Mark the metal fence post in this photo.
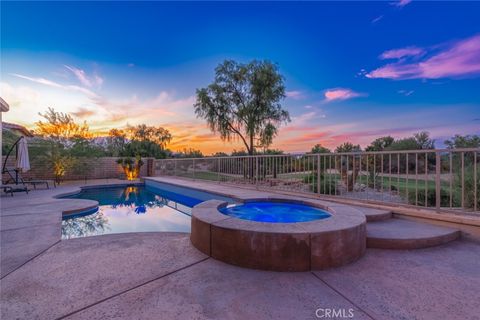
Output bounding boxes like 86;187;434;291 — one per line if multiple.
217;158;220;183
474;151;477;212
256;156;259;188
193;158;195;180
317;154;321;195
435;151;441;211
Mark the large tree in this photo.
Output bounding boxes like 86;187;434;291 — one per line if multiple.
388;131;435;150
194;60;290;155
310;144;331;154
34;108;97;183
35;107;92;144
365;136;394;151
106;129;127;157
444;134;480;149
335;142;361;153
127;124;172;149
106;125;172;159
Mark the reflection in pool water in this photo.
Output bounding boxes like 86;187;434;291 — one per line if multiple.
62;186;194;239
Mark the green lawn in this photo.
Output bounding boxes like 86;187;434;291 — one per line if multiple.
177;170;449;194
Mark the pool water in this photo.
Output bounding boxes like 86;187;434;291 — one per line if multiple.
61;184;234;239
219;201;331;223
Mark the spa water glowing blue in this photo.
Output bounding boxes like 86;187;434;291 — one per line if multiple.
219;201;331;223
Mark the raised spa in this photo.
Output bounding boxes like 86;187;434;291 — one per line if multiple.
219;201;331;223
191;199;367;272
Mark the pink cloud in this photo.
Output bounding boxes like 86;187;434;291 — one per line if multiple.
390;0;412;8
94;74;104;86
285;90;303;99
11;73;97;97
380;46;424;59
71;107;96;118
65;65;104;87
324;88;365;102
276;125;422;150
367;34;480;80
64;65;92;87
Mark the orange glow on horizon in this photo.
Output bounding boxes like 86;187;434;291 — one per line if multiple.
11;117;478;155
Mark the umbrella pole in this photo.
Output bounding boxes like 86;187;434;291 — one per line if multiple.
1;136;22;175
15;140;19;184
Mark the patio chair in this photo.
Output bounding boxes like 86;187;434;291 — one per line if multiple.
2;167;55;190
1;183;28;196
2;136;55;190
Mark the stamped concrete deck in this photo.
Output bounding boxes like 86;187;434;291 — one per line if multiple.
1;178;480;319
367;218;461;249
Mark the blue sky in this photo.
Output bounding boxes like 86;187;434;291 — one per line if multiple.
1;1;479;153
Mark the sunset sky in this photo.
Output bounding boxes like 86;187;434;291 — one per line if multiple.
1;1;479;154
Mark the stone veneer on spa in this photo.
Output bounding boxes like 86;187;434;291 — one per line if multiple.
190;199;367;271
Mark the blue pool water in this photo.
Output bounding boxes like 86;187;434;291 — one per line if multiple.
61;183;234;239
219;201;331;223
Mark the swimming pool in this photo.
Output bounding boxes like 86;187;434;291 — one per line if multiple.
61;183;234;239
219;201;331;223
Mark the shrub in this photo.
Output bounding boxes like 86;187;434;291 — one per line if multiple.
406;163;479;210
304;172;337;195
408;188;451;207
453;164;480;209
117;156;144;180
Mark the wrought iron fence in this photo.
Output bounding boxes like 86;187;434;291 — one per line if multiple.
154;148;480;213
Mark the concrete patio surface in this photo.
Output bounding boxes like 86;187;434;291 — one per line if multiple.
1;233;207;319
314;240;480;320
0;179;138;278
68;239;480;320
1;178;480;319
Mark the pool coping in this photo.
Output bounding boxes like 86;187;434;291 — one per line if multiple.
144;178;244;202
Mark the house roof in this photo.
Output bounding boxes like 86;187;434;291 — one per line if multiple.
0;97;9;112
2;122;34;137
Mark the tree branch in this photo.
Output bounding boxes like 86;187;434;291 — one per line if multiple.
210;103;251;153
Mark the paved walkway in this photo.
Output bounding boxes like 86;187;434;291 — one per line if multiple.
1;179;480;319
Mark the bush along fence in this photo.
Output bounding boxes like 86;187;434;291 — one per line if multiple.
154;148;480;213
2;155;155;183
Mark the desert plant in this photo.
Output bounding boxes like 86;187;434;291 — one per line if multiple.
304;172;337;195
408;188;451;207
117;156;144;180
53;154;76;183
453;164;480;209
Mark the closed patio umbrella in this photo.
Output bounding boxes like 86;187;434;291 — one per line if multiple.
16;137;30;173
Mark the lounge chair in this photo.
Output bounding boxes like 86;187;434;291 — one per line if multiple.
2;168;56;189
1;183;29;196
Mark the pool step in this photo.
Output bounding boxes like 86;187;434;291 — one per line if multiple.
367;218;460;249
354;207;392;222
